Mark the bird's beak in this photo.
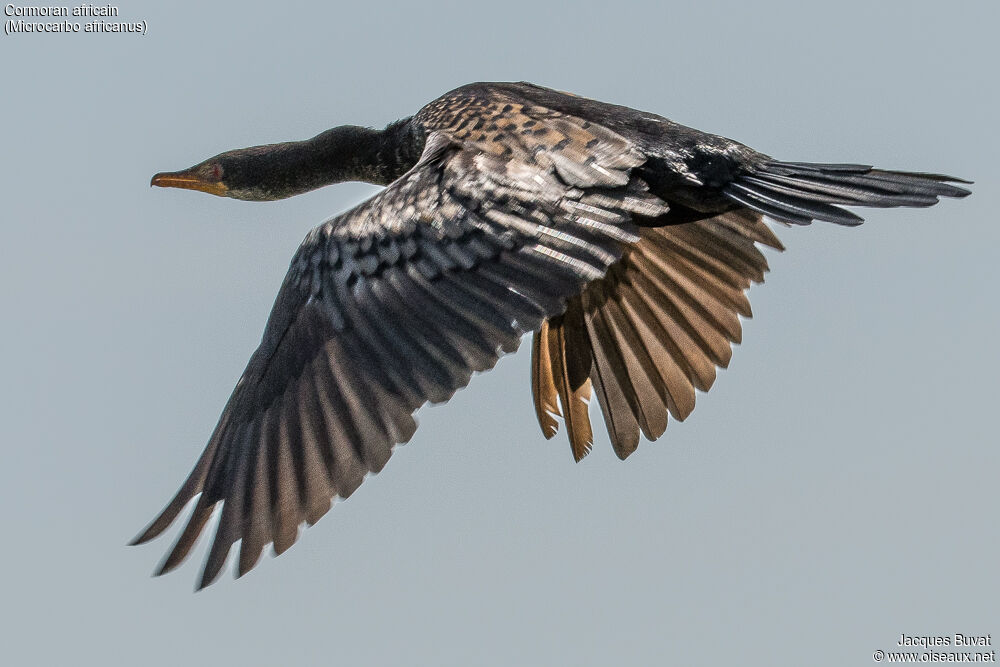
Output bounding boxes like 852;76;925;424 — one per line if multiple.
150;169;228;197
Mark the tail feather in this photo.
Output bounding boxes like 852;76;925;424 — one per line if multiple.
726;161;970;226
726;181;864;225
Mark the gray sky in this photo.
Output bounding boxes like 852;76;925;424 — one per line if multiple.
2;1;997;665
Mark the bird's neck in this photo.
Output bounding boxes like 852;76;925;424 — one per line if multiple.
235;119;425;200
308;118;425;187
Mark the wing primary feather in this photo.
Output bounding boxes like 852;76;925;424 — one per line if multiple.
594;290;668;441
547;304;594;460
583;296;640;458
269;397;301;556
154;422;247;576
531;321;561;440
629;251;736;368
294;378;336;526
154;494;216;576
309;343;369;498
295;368;342;492
237;418;271;578
329;326;418;447
615;284;695;421
326;329;408;473
623;264;718;392
129;414;230;546
597;290;669;440
322;342;392;473
198;424;251;589
279;380;314;522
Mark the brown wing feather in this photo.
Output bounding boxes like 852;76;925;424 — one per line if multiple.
582;292;641;459
544;302;594;461
531;320;560;440
532;209;782;458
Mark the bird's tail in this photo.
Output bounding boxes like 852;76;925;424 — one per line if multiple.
722;160;970;227
531;162;970;459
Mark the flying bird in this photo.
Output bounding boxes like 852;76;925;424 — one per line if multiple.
136;81;969;588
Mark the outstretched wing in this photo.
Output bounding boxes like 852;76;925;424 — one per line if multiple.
532;209;783;460
132;105;668;588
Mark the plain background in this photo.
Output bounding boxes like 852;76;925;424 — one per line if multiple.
1;1;996;665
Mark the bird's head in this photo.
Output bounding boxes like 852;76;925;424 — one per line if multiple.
151;126;398;202
151;154;231;198
150;143;316;202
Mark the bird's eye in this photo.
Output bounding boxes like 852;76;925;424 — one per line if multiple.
212;163;223;181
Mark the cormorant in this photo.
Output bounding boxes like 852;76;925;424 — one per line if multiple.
136;81;969;588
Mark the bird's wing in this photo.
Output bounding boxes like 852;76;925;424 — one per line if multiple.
531;209;783;460
529;164;969;459
132;113;669;588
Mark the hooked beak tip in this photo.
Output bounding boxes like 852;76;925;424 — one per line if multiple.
150;172;179;188
150;170;228;197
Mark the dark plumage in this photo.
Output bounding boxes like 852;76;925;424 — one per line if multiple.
140;81;969;588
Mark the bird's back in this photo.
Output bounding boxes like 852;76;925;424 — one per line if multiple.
416;82;763;213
